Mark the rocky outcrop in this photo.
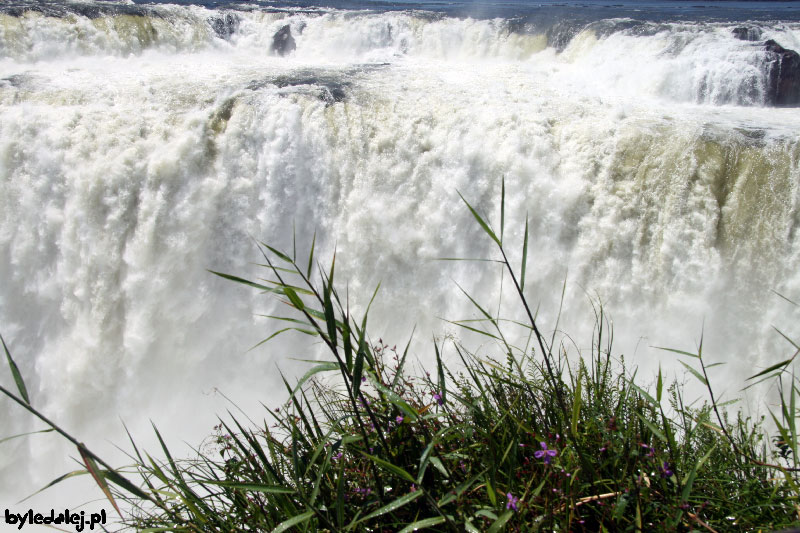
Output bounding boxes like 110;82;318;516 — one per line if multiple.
270;25;296;57
545;20;582;53
732;26;762;42
764;39;800;106
209;13;240;40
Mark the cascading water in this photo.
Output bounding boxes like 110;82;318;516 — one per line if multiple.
1;0;799;517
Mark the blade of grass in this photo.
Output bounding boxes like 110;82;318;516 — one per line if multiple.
398;517;446;533
306;230;316;278
457;191;501;247
290;362;339;398
1;333;30;404
272;510;315;533
0;428;53;445
78;444;123;519
353;489;424;525
487;510;513;533
520;216;529;292
359;452;416;483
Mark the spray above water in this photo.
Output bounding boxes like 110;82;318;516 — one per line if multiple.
0;0;799;511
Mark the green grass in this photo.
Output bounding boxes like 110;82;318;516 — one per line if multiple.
3;184;800;532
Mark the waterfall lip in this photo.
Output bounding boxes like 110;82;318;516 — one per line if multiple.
0;0;163;19
245;64;389;103
0;73;34;88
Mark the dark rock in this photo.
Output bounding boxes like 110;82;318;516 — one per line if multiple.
732;26;762;42
270;25;296;57
546;20;583;52
764;39;800;106
247;69;355;105
209;13;240;40
273;73;348;104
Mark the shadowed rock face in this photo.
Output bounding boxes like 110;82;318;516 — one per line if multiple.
271;25;296;56
732;26;763;42
764;39;800;106
248;70;351;104
208;13;240;40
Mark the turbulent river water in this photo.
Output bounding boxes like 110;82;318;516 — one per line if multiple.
1;0;800;514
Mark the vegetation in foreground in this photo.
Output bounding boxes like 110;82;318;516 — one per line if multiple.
3;186;800;532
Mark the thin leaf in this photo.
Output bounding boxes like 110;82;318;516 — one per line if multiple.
0;428;54;445
247;328;294;351
454;281;495;322
774;326;800;351
1;334;29;404
465;520;481;533
207;481;295;494
628;381;658;407
343;318;354;372
773;289;799;307
272;510;315;533
306;230;317;278
487;510;514;533
355;489;423;524
19;469;87;503
436;257;504;263
260;242;293;263
653;346;700;358
500;177;505;244
430;456;448;478
208;270;276;293
458;191;501;247
521;217;529;292
678;360;708;386
657;366;663;402
392;327;415;390
370;376;418;421
324;282;337;349
443;320;501;340
78;445;122;519
103;468;152;502
291;362;339;398
635;412;667;443
435;338;446;406
398;516;446;533
359;452;416;483
572;368;582;436
485;476;497;507
352;345;366;399
283;286;305;311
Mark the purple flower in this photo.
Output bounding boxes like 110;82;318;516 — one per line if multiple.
433;392;443;406
506;492;519;511
395;415;404;424
660;461;674;478
534;442;557;464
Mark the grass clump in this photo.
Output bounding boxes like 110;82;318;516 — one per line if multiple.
3;185;800;531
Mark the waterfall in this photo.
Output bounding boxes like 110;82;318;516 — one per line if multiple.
1;0;799;510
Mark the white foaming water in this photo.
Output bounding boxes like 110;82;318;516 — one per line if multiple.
1;1;800;517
